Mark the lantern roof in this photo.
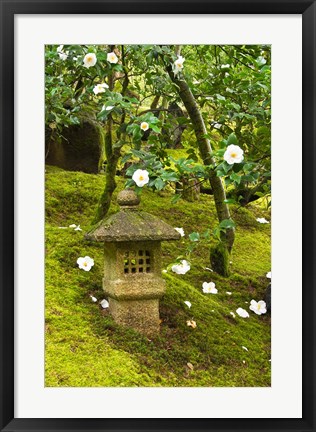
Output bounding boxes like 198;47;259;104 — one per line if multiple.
86;189;181;243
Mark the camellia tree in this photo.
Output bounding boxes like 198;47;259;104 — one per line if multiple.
45;43;270;276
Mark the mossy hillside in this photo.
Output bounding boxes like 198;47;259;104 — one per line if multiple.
45;166;271;387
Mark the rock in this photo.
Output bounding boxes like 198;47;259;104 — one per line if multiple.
45;119;105;173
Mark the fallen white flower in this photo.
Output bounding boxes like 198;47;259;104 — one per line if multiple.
174;227;185;237
186;319;197;328
249;299;267;315
77;256;94;272
266;271;272;279
224;144;244;165
202;281;217;294
100;299;109;309
132;169;149;187
256;217;270;224
83;53;97;68
184;301;192;309
236;307;250;318
171;260;190;275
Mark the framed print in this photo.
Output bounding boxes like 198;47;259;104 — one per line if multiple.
0;0;315;431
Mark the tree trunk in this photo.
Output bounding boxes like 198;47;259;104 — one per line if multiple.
166;59;234;275
94;57;120;222
94;116;120;222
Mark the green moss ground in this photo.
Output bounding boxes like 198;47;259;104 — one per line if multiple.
45;165;271;387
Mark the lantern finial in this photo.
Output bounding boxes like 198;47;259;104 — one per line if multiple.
117;189;140;209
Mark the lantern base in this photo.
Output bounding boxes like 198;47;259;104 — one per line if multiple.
109;298;161;336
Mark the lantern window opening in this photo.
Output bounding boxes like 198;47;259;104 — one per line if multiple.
123;249;151;274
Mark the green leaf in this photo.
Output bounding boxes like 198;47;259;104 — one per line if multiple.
219;219;235;230
256;56;267;67
161;171;179;182
216;94;226;101
154;178;165;191
189;232;200;242
230;172;241;184
171;194;181;204
224;198;237;205
227;133;238;145
150;124;161;133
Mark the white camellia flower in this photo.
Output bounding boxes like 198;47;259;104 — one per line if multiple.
132;169;149;187
256;217;270;224
236;307;250;318
171;260;190;275
224;144;244;165
184;301;192;309
57;45;68;60
174;227;185;237
107;51;118;64
249;299;267;315
266;271;272;279
202;281;218;294
186;319;197;328
59;52;68;61
173;55;185;75
83;53;97;68
93;83;109;95
140;122;149;131
100;299;109;309
77;256;94;272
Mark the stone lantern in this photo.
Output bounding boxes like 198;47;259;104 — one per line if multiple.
86;189;181;335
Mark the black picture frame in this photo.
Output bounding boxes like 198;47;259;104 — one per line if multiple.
0;1;315;431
